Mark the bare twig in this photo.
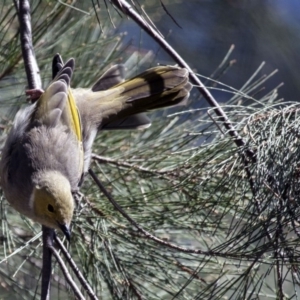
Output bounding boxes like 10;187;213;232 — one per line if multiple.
109;2;258;232
110;0;251;156
14;0;41;93
88;168;259;260
49;245;85;300
92;153;175;176
41;227;53;300
54;236;99;300
159;0;182;28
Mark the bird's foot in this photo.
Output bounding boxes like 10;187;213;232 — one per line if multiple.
26;88;44;102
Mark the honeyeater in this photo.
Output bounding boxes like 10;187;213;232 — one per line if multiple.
0;55;192;239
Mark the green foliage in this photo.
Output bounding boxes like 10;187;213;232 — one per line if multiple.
0;1;298;299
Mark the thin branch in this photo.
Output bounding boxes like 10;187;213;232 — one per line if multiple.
88;168;258;260
49;245;85;300
41;227;53;300
110;0;252;157
173;259;207;284
14;0;41;92
54;236;99;300
102;240;143;300
92;153;175;176
109;3;259;237
159;0;182;28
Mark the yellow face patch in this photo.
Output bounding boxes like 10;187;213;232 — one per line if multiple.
32;173;74;230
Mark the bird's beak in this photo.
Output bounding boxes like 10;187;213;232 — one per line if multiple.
58;223;71;242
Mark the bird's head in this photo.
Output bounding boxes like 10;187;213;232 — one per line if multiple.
31;171;74;240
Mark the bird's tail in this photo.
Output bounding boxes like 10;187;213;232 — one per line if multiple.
83;65;192;128
52;55;193;130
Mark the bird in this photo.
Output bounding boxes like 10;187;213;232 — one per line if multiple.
0;54;192;239
0;58;83;240
53;54;193;173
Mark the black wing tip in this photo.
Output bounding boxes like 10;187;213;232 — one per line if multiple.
91;64;126;92
52;54;64;79
63;58;75;71
53;58;75;86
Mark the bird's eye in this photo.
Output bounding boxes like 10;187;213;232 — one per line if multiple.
47;204;55;213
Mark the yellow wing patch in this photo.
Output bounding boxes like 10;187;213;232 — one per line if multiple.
67;87;82;142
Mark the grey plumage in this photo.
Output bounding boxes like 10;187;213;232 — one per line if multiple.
0;59;83;227
72;63;192;173
0;55;192;233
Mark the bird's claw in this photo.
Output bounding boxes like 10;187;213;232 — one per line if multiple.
26;88;44;102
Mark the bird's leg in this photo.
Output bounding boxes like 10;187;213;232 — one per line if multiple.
26;88;44;102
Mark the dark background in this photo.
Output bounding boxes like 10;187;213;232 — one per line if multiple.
118;0;300;105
